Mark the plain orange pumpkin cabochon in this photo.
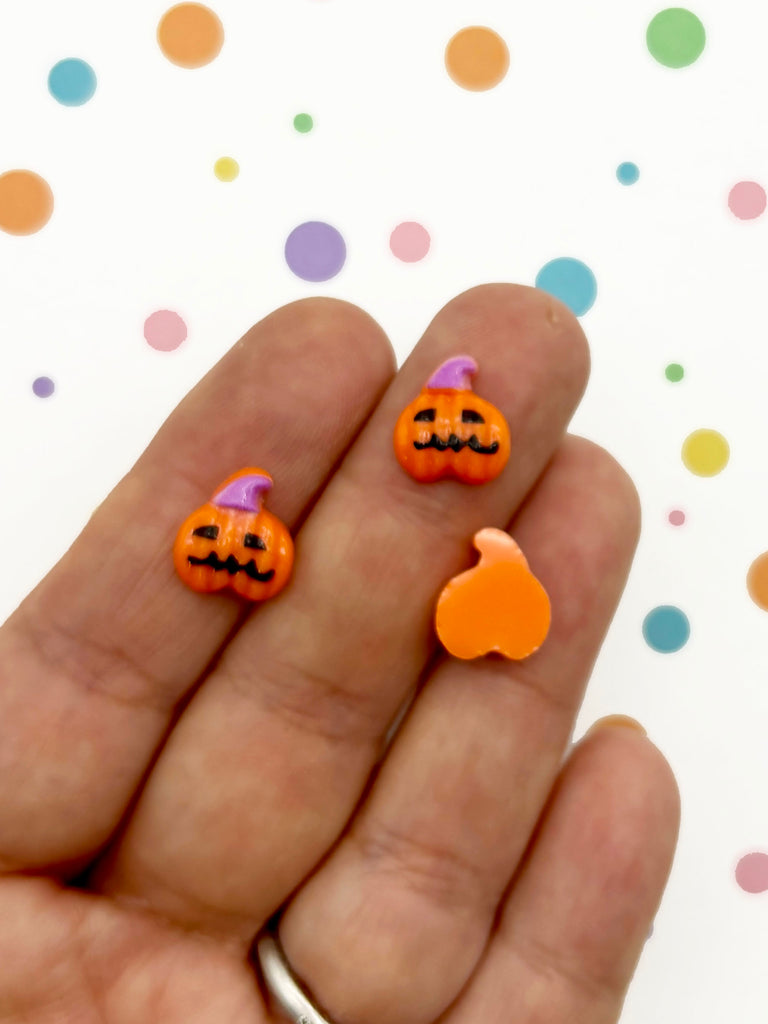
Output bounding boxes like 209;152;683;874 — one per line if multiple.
435;528;551;660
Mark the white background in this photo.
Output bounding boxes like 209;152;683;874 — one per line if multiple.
0;1;767;1019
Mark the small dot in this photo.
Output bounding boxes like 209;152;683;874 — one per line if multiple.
32;376;55;398
682;428;729;477
390;222;431;263
144;310;188;351
157;3;224;68
285;221;346;282
747;552;768;611
214;157;239;181
535;257;597;316
0;170;54;235
735;852;768;893
646;8;706;68
445;26;510;91
665;362;684;382
728;181;766;220
617;162;640;185
668;509;686;526
293;113;314;133
48;58;97;106
643;605;690;653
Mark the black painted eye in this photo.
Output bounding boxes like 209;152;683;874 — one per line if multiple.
244;533;267;550
193;525;219;539
461;409;485;424
414;408;436;422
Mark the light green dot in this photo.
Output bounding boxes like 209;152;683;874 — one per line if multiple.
647;9;705;68
293;113;313;133
665;363;684;382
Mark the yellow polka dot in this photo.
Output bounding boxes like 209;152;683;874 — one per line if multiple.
747;552;768;611
0;170;54;235
214;157;239;181
445;26;509;91
681;428;730;477
157;3;224;68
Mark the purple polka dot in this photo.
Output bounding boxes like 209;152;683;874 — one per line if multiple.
32;376;55;398
285;221;346;282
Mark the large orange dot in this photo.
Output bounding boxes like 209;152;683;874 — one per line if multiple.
747;552;768;611
445;26;510;91
157;3;224;68
0;170;54;235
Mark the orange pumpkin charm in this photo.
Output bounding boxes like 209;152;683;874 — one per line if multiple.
435;528;551;660
173;468;293;601
393;355;511;484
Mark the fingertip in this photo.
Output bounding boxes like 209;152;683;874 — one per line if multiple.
260;296;398;388
438;282;591;399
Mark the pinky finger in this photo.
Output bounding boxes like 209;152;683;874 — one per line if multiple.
444;722;680;1024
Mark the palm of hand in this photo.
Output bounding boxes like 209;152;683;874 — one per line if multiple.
0;286;679;1024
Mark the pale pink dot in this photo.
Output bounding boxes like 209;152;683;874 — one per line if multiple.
735;852;768;893
668;509;686;526
144;310;188;352
390;221;431;263
728;181;767;220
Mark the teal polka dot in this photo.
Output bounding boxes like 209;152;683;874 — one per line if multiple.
617;161;640;185
642;605;690;653
48;59;97;106
535;257;597;316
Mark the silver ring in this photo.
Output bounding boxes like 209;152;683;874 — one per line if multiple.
255;922;336;1024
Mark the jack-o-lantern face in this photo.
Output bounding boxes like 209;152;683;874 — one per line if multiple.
173;468;293;601
393;355;511;483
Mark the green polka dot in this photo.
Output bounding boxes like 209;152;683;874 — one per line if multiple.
647;9;705;68
665;363;684;382
293;113;313;133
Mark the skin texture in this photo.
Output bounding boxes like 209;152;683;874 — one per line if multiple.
0;285;680;1024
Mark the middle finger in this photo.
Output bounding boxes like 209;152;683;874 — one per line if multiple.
99;283;590;939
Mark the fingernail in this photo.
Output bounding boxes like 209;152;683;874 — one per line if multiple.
587;714;647;737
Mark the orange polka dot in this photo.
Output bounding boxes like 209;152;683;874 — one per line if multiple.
747;552;768;611
445;26;509;91
157;3;224;68
0;170;54;235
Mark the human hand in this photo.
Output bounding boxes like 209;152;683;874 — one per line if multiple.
0;285;679;1024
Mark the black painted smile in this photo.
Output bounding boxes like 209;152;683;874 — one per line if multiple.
413;433;499;455
188;551;275;582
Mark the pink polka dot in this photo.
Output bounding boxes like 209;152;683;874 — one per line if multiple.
735;852;768;893
390;221;431;263
668;509;686;526
144;310;188;352
728;181;767;220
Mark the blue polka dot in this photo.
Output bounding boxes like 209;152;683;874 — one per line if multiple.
535;257;597;316
617;162;640;185
642;606;690;653
48;59;97;106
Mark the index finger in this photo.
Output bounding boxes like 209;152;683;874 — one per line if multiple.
0;297;395;873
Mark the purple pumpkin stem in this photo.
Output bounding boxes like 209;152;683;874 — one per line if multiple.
212;472;273;512
426;355;478;390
